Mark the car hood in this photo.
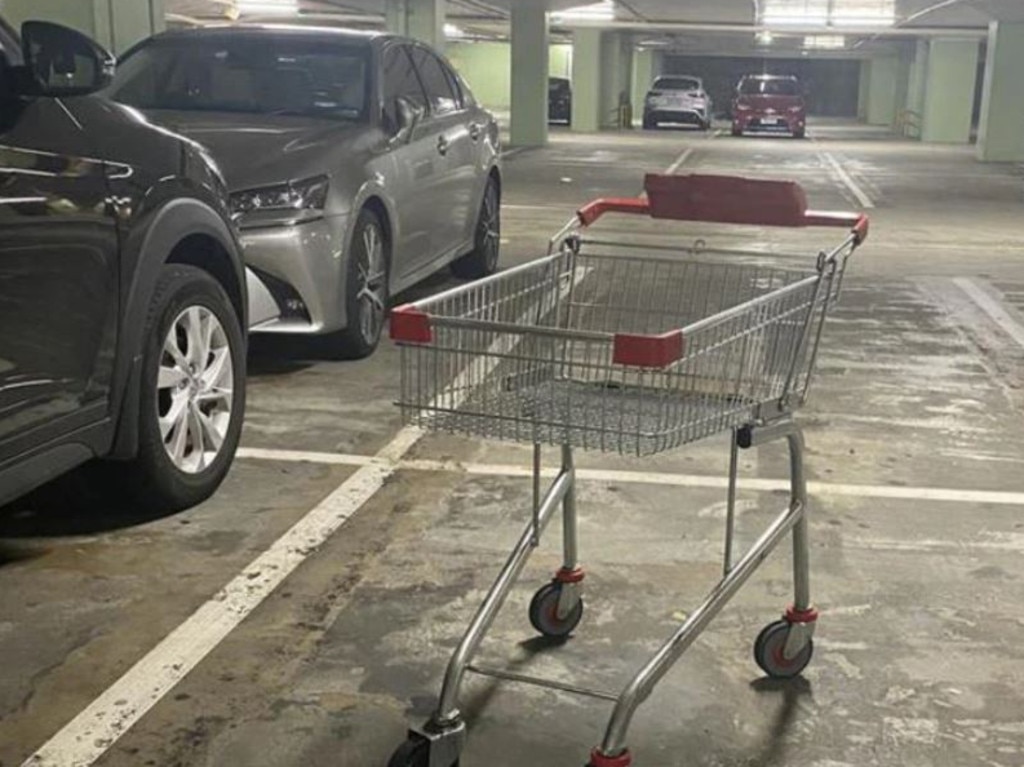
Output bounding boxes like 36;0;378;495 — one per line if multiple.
141;110;370;190
736;95;803;112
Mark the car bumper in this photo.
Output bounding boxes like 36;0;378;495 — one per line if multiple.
241;214;351;335
733;114;805;134
645;107;708;125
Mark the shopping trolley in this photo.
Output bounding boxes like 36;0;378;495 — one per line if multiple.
387;173;869;767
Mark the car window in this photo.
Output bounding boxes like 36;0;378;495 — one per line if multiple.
739;78;800;96
409;46;459;115
381;44;427;131
108;36;370;120
653;77;700;92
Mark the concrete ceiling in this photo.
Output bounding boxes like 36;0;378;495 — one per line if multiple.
165;0;1019;57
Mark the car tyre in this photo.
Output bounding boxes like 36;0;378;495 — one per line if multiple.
643;114;657;130
451;177;501;280
122;264;245;513
333;207;390;359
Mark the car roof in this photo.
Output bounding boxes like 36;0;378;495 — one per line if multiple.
152;24;389;45
741;74;799;80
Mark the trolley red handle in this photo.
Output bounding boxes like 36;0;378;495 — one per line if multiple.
576;174;870;244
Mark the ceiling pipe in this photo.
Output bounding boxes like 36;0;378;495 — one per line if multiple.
548;19;988;37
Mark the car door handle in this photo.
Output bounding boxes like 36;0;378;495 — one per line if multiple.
437;135;449;156
469;122;481;141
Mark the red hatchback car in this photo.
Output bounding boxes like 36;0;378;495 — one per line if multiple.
732;75;806;138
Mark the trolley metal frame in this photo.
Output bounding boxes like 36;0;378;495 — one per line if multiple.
387;174;869;767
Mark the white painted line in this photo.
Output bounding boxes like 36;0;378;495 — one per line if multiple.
821;152;875;209
24;254;588;767
665;147;695;175
22;444;405;767
235;448;1024;507
953;277;1024;350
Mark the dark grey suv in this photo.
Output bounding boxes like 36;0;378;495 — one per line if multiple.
0;18;247;511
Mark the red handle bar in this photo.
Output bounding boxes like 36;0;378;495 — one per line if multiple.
576;173;869;245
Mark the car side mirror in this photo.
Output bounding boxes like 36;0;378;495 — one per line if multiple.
392;96;424;144
19;20;114;97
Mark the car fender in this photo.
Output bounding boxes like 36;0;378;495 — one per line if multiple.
109;197;245;458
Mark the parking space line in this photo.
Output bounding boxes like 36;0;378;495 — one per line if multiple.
665;147;695;175
953;277;1024;350
23;438;410;767
235;448;1024;507
821;152;875;209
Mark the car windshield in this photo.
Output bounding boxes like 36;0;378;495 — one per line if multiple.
108;36;369;120
653;77;700;92
739;78;800;96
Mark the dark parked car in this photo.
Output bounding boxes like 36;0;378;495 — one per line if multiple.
732;74;806;138
548;76;572;124
107;26;502;359
0;17;247;511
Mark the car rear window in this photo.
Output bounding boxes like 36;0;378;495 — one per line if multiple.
739;78;800;96
108;35;370;120
653;77;701;92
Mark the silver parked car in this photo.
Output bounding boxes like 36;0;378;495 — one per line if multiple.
108;26;502;358
643;75;713;131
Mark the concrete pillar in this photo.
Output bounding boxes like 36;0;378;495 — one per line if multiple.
905;39;928;117
977;22;1024;162
386;0;444;51
2;0;163;54
509;0;549;147
920;39;980;144
866;56;900;126
857;59;871;121
571;28;602;132
633;47;655;123
599;32;622;128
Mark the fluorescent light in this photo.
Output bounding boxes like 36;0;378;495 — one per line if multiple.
551;1;616;23
444;23;465;38
804;34;846;49
756;30;774;45
236;0;297;15
760;0;895;28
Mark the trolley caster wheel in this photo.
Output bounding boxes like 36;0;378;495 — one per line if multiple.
529;582;584;638
753;620;814;679
387;737;459;767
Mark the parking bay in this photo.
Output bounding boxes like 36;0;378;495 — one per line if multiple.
2;123;1024;767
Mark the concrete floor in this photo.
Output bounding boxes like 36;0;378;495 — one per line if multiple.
2;120;1024;767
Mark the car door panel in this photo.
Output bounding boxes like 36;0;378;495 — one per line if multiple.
0;97;119;453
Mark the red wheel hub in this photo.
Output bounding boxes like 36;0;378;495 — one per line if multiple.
589;747;632;767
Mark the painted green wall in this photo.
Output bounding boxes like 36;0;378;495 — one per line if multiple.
866;56;900;126
447;41;574;112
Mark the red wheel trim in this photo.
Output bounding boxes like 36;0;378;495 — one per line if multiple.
555;567;585;584
590;747;632;767
784;605;818;624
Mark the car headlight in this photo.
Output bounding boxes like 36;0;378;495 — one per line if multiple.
788;105;804;113
231;175;329;217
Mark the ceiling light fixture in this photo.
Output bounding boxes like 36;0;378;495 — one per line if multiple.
235;0;298;16
551;0;616;24
804;34;846;48
444;23;465;38
755;30;774;45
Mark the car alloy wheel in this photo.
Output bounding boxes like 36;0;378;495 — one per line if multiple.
158;305;235;474
478;181;500;273
356;216;387;347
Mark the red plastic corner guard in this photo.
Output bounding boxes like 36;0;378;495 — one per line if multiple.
613;330;684;369
577;197;651;227
389;305;432;344
589;748;633;767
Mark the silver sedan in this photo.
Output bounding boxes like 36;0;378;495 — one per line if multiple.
109;25;502;357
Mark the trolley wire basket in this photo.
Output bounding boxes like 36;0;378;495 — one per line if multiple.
393;174;867;455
